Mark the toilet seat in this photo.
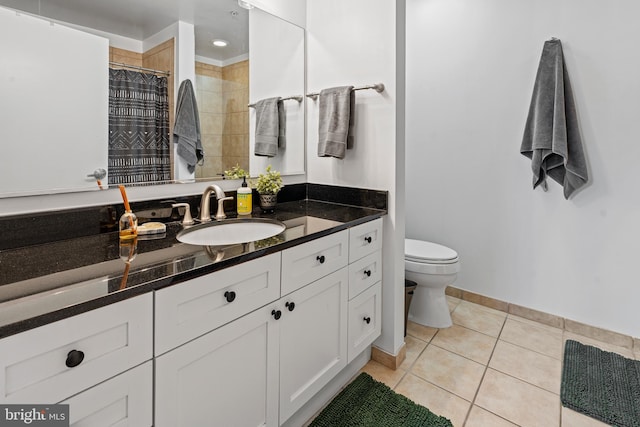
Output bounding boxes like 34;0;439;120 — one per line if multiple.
405;239;458;264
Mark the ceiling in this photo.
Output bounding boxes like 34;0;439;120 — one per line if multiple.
0;0;249;61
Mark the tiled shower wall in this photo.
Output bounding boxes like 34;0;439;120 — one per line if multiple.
195;60;249;178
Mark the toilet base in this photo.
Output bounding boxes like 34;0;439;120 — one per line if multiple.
407;285;452;328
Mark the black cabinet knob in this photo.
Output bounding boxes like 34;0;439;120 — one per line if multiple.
363;317;371;324
316;255;325;264
271;309;282;320
364;236;372;244
65;349;85;368
364;269;372;277
224;291;236;303
286;301;295;312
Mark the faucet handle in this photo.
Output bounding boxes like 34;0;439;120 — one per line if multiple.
172;203;194;226
215;197;234;220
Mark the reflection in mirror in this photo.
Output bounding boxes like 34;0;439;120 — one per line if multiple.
0;0;305;198
249;7;305;177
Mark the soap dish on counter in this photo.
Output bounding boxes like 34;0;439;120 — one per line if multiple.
138;222;167;235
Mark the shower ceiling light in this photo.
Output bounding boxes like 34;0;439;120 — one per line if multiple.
238;0;254;10
212;39;228;47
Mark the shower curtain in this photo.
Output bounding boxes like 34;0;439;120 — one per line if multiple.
108;68;171;185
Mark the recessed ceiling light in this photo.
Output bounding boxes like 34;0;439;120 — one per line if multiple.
238;0;254;9
212;39;228;47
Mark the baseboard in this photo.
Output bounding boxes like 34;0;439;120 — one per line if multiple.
370;342;406;370
446;286;638;353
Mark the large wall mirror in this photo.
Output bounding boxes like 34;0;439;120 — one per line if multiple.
0;0;305;198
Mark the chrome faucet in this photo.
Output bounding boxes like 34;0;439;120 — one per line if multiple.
199;184;233;222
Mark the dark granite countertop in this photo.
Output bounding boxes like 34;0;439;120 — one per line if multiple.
0;198;385;338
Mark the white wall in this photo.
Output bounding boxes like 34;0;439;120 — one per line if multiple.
246;0;306;28
406;0;640;338
306;0;405;355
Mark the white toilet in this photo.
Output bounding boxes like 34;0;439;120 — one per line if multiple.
405;238;461;328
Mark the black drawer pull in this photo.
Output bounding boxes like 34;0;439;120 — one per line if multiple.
271;309;282;320
364;236;372;244
65;349;85;368
224;291;236;303
286;301;296;312
316;255;325;264
364;269;372;277
363;317;371;324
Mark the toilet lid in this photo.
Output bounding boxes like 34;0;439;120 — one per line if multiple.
405;239;458;263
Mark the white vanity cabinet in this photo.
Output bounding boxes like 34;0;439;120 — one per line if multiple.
155;305;280;427
154;252;281;355
346;218;383;363
0;294;153;424
278;267;349;423
61;361;153;427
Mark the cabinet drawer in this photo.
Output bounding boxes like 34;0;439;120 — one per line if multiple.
281;230;348;295
349;218;383;262
154;252;281;355
348;251;382;299
0;294;152;404
347;281;382;363
62;361;152;427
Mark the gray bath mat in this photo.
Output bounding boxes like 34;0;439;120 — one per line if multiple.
561;339;640;427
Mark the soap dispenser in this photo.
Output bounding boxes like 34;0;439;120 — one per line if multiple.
236;176;252;216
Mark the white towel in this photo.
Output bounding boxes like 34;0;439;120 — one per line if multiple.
317;86;354;159
520;39;588;199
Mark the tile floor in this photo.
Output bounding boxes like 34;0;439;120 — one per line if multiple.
361;296;637;427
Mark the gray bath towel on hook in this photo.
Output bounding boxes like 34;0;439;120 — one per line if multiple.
520;38;588;199
318;86;355;159
174;79;203;173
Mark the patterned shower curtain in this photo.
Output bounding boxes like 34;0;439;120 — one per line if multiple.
108;69;171;185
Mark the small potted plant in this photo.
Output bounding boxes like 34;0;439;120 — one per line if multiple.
254;165;283;212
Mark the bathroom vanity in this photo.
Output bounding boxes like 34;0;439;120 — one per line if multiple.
0;191;385;426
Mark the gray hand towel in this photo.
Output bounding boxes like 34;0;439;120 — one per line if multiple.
318;86;354;159
174;79;203;173
520;38;588;199
278;99;286;149
255;97;281;157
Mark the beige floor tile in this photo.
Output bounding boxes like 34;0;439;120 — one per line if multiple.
500;318;563;359
465;405;517;427
564;332;635;359
506;313;564;333
451;301;506;337
561;407;611;427
360;360;406;389
394;374;470;427
411;345;485;401
489;340;561;394
475;369;560;427
431;324;497;364
407;320;438;343
398;335;428;371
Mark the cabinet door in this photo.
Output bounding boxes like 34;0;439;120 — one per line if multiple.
348;250;382;299
347;281;382;363
349;218;383;262
155;253;281;355
279;267;348;424
281;230;348;295
155;305;279;427
0;294;152;404
61;362;152;427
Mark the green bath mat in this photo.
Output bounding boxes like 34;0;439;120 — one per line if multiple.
308;373;453;427
561;339;640;427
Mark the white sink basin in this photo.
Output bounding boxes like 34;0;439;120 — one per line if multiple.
176;218;286;246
